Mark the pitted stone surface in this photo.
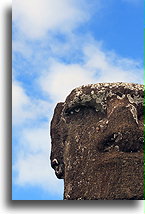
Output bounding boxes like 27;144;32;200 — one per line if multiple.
50;82;144;200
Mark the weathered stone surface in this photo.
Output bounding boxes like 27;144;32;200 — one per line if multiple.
50;82;144;200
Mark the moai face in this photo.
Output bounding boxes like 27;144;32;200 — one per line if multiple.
50;83;144;200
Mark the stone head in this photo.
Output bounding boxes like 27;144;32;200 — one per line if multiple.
50;82;144;200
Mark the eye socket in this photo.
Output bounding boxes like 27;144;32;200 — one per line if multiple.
64;106;81;116
64;105;97;116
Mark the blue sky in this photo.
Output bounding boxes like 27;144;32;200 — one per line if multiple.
12;0;143;200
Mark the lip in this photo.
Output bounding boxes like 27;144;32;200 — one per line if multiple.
64;152;144;200
85;152;144;200
101;153;143;198
95;150;143;164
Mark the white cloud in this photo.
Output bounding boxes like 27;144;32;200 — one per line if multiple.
39;59;95;102
83;44;143;83
13;124;64;195
12;90;63;194
13;151;64;195
12;40;33;58
20;126;51;153
12;81;32;125
12;0;96;39
12;80;63;195
12;80;52;125
39;43;143;102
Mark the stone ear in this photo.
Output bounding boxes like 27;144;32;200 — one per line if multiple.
50;102;65;179
51;158;64;179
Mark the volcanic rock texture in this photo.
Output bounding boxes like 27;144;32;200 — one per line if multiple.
50;82;144;200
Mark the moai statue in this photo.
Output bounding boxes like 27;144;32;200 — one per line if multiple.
50;83;144;200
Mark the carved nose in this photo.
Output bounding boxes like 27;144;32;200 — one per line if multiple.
108;104;139;127
99;104;143;153
101;128;143;153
